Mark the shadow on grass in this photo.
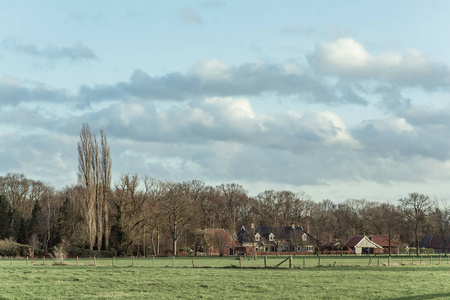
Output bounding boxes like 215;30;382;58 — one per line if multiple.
389;293;450;300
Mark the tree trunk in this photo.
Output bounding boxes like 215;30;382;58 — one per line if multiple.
173;237;177;256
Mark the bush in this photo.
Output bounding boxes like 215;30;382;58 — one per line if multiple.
53;247;67;265
0;239;22;257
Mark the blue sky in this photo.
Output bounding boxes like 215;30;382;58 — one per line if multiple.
2;0;450;202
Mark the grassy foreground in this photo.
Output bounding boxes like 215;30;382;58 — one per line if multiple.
1;256;450;299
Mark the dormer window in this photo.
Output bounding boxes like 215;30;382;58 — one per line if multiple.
302;233;307;242
269;233;275;242
255;233;260;242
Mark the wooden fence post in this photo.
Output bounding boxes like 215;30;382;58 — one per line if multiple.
94;256;96;266
289;256;293;269
318;256;320;267
153;256;155;267
388;256;391;266
10;257;13;265
191;257;195;268
264;256;267;268
172;256;175;267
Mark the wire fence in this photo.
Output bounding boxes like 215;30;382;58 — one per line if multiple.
1;254;449;269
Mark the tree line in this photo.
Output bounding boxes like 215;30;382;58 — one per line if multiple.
0;124;449;257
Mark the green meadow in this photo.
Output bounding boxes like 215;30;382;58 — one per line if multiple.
1;256;449;299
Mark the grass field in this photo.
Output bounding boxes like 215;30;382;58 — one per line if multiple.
1;255;449;299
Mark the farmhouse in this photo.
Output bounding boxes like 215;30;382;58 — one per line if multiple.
234;224;317;255
344;236;383;255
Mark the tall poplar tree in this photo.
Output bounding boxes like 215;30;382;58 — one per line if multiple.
78;123;111;250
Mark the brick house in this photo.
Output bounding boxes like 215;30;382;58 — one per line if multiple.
234;224;317;255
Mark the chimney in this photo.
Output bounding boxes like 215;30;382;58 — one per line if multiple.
291;223;295;229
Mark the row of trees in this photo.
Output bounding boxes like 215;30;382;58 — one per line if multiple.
0;171;448;256
0;124;448;256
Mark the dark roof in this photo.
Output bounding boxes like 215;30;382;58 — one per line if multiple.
420;236;450;249
344;236;364;248
235;226;255;244
236;225;317;244
369;235;399;247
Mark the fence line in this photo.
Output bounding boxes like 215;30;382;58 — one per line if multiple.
1;255;448;269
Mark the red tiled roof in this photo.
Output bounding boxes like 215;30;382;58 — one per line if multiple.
369;235;399;247
344;236;364;248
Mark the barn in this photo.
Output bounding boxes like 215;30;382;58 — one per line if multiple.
344;236;383;255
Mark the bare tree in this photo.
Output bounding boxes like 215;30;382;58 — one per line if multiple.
432;201;450;256
163;182;193;256
142;177;166;256
310;199;335;255
399;193;433;256
216;183;248;233
78;123;97;250
332;203;353;256
100;130;112;249
112;174;151;255
77;124;112;250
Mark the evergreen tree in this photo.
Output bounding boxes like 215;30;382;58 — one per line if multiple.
17;217;28;244
29;200;42;240
0;195;11;239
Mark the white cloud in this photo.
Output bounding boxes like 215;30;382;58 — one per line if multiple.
301;111;361;149
309;37;450;89
203;97;256;119
120;103;144;125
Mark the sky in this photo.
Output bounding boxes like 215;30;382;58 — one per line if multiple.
2;0;450;203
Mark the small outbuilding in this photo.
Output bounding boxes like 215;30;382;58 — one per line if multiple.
344;236;383;256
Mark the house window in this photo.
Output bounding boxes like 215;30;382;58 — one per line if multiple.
269;233;275;242
302;233;307;242
265;247;269;252
306;246;313;252
285;246;290;251
297;246;301;252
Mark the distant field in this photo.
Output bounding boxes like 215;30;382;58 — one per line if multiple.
1;255;449;299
